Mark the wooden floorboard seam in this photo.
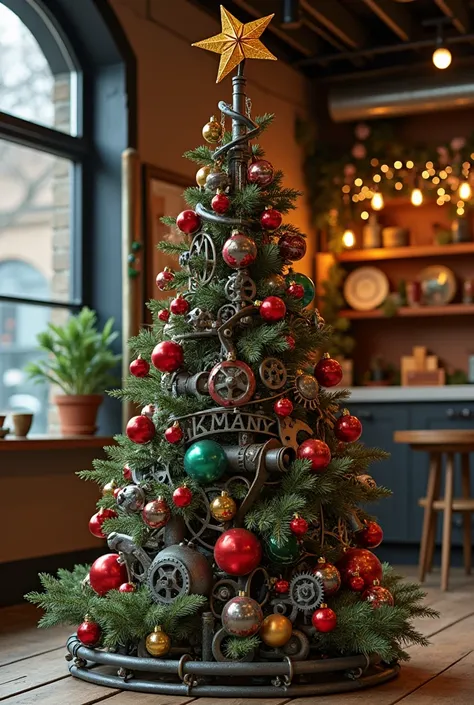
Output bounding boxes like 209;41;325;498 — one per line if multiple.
0;674;70;702
422;610;474;640
0;645;67;669
389;649;474;705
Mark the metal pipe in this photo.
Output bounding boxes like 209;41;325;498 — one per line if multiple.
329;70;474;122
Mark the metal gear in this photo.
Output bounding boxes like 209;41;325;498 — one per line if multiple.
259;357;287;390
210;578;240;618
225;272;257;303
188;231;216;288
289;572;324;614
208;359;256;407
147;555;191;603
217;303;238;324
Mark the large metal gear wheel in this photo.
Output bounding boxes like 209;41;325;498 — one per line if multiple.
147;556;191;604
259;357;287;390
188;231;216;287
225;272;257;302
210;578;239;618
217;303;238;325
289;572;324;614
208;359;256;407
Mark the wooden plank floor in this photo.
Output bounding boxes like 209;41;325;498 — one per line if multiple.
1;567;473;704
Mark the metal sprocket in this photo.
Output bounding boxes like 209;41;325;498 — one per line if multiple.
289;572;324;613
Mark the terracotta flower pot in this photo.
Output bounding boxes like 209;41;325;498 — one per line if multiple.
55;394;103;436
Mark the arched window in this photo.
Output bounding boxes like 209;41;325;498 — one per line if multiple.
0;0;136;433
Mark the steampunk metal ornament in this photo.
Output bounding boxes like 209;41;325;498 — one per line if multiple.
205;168;230;192
208;359;256;406
221;592;263;637
188;231;216;287
293;373;320;410
147;544;213;603
225;271;256;304
259;357;287;390
289;572;324;614
107;532;152;584
116;485;146;513
185;307;215;330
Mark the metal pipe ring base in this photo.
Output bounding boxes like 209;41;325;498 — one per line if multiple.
66;636;399;697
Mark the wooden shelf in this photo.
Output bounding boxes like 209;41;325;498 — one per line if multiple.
0;435;115;451
334;242;474;263
341;304;474;320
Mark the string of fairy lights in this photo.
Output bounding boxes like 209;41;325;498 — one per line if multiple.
340;156;473;247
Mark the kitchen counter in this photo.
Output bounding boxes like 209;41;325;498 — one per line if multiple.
345;385;474;403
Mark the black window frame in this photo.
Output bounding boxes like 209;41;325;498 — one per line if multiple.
0;0;86;315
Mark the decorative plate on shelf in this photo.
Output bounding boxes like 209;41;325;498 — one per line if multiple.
343;266;390;311
418;265;457;305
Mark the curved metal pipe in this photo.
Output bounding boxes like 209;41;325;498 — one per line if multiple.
329;70;474;122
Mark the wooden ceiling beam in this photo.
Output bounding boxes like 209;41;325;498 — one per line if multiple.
434;0;471;34
361;0;416;41
301;0;367;49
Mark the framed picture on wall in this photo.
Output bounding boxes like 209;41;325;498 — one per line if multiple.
142;165;190;322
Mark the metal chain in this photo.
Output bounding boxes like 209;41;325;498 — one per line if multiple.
220;110;226;143
245;96;252;118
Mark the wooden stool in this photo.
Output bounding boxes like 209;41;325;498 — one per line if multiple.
394;430;474;591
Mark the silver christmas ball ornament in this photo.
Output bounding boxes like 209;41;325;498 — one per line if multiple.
222;232;257;269
222;592;263;637
205;170;230;193
116;485;146;513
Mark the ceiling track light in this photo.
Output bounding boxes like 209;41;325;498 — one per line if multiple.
281;0;301;29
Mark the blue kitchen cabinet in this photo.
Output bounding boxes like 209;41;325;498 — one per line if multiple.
350;403;411;542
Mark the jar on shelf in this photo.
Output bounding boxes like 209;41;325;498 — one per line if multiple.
362;214;381;249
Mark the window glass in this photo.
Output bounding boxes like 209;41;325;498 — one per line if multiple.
0;2;74;134
0;299;54;433
0;139;74;303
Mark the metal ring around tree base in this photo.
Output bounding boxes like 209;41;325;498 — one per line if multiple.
66;636;399;697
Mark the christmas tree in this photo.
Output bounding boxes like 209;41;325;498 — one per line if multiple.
26;8;436;697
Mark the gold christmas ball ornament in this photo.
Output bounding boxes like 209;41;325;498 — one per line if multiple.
145;625;171;657
260;614;293;648
210;491;237;522
202;116;223;143
196;165;211;187
102;480;117;497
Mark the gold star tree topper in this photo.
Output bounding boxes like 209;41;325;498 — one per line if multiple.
192;6;277;83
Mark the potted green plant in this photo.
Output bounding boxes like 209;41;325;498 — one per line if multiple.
26;307;121;435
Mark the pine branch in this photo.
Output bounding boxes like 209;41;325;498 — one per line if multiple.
224;635;260;659
183;145;214;165
157;240;188;256
160;215;177;227
250;243;282;279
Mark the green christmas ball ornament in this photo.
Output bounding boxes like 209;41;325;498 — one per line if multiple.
267;534;300;565
287;273;315;307
184;440;228;484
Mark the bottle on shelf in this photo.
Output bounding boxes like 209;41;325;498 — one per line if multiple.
362;214;381;249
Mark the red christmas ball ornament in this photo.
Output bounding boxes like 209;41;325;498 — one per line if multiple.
172;485;193;508
290;514;308;537
260;207;282;230
259;296;286;322
337;548;383;589
286;282;305;300
273;397;293;418
297;439;331;472
164;421;183;444
158;309;170;322
356;521;384;549
247;159;274;186
348;573;365;592
89;553;128;596
222;231;257;269
170;295;190;316
113;487;122;500
313;558;341;597
312;605;337;633
314;355;343;387
155;268;174;290
119;582;136;593
142;497;170;529
77;617;101;647
129;356;150;378
211;191;230;214
123;465;133;481
274;579;290;594
88;508;118;539
214;528;262;576
151;340;184;373
335;410;363;443
363;582;394;609
285;335;295;350
126;415;155;444
278;233;306;262
176;209;201;235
